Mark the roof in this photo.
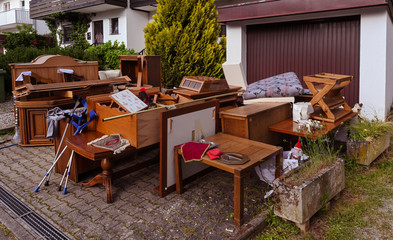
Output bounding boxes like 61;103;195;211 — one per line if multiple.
218;0;393;23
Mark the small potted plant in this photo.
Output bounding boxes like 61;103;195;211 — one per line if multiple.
346;117;393;165
273;130;345;233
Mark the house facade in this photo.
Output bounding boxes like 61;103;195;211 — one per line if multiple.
29;0;158;52
0;0;49;33
218;0;393;120
0;0;49;52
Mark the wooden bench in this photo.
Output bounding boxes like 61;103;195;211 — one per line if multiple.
66;131;156;203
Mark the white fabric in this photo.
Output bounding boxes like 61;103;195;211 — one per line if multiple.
254;155;277;186
57;69;74;74
16;71;31;81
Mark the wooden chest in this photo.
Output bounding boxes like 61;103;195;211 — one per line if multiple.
220;102;291;145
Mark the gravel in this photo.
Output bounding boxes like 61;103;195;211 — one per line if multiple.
0;98;15;130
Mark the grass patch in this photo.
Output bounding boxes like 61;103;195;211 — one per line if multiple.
256;148;393;239
0;223;17;240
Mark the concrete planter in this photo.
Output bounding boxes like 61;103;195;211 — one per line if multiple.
346;134;390;165
273;158;345;232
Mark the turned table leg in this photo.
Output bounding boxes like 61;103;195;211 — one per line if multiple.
234;168;244;226
101;158;113;203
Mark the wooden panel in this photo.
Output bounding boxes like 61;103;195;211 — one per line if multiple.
10;55;99;91
247;16;360;107
27;109;52;145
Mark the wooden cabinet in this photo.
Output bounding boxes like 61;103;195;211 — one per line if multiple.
119;55;161;87
16;96;76;146
220;102;291;145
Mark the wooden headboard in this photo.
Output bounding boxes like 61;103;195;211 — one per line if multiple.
9;55;99;91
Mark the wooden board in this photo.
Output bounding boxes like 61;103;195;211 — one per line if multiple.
14;76;131;97
109;89;147;113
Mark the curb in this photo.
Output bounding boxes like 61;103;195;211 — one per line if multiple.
231;212;268;240
0;126;14;133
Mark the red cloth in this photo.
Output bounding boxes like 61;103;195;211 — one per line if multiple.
180;142;210;162
206;148;223;160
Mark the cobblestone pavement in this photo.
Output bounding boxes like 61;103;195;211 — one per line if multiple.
0;142;269;239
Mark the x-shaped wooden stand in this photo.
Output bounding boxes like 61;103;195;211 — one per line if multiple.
304;73;352;122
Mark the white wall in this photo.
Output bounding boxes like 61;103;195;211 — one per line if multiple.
87;9;127;46
85;8;149;52
125;8;150;52
359;8;390;120
385;11;393;120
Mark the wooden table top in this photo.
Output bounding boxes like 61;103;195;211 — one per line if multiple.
219;102;289;118
198;133;282;174
268;112;357;138
66;131;135;160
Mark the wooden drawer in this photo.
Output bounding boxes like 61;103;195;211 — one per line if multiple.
220;102;291;145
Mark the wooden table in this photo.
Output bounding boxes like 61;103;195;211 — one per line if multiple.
66;131;156;203
174;133;282;226
268;112;356;138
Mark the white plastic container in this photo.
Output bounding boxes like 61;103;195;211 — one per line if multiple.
292;102;314;122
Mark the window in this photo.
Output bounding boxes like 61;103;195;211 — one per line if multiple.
63;25;72;43
4;2;10;11
21;1;25;10
111;18;119;35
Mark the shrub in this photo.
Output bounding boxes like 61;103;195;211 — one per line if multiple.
2;24;49;50
144;0;226;88
85;40;136;70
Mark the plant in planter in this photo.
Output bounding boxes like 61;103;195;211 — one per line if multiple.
347;117;393;165
273;131;345;233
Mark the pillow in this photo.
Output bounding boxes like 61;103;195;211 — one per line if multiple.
243;72;304;100
98;69;122;80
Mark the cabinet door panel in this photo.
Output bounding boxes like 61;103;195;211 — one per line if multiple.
27;109;52;144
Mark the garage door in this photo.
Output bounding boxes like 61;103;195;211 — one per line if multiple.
247;16;360;107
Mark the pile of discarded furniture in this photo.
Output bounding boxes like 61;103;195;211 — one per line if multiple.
11;54;358;228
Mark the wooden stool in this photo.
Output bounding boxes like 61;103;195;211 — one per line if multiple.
304;73;352;122
66;131;137;203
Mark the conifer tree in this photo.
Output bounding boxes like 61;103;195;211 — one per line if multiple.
144;0;226;88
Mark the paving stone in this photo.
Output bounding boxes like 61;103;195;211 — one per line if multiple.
0;145;270;239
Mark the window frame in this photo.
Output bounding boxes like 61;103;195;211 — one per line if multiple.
62;25;73;44
110;18;119;35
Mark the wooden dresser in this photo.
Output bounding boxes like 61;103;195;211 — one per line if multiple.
220;102;291;145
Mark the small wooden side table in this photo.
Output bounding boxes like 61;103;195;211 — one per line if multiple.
268;112;356;139
66;131;156;203
174;133;282;226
